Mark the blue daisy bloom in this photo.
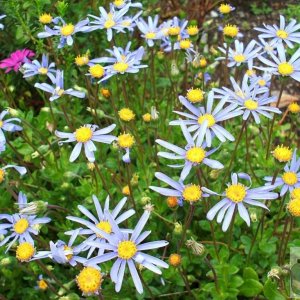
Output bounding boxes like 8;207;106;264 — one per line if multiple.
55;123;116;162
255;15;300;49
23;54;56;82
264;150;300;196
0;164;26;183
86;210;168;294
34;70;85;101
205;173;278;231
156;122;223;181
66;194;135;258
0;192;51;251
113;0;142;9
0;109;22;142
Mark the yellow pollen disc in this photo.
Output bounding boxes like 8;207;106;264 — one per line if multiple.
75;127;93;143
16;242;35;262
118;133;135;148
60;24;75;36
288;102;300;113
118;108;135;122
145;32;156;39
117;240;137;259
244;99;258;110
75;55;89;66
186;147;206;164
14;218;29;234
77;267;102;295
278;62;294;76
258;79;266;86
38;67;48;75
113;62;129;73
89;64;105;78
234;54;245;63
282;172;298;186
179;39;192;49
272;145;292;162
104;19;116;29
169;253;181;266
114;0;124;7
182;184;202;202
223;24;239;38
198;114;216;127
55;87;64;96
38;279;48;290
226;184;246;203
0;169;5;183
39;13;52;24
246;69;255;76
63;245;73;260
199;58;207;67
122;185;130;195
187;25;199;36
276;30;288;39
287;198;300;217
168;26;180;36
142;113;151;122
186;88;204;103
101;88;111;98
167;196;178;208
291;188;300;200
219;4;231;14
0;120;3;128
96;221;112;238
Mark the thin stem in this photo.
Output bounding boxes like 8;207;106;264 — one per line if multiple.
178;267;195;299
204;257;220;294
177;204;195;250
137;268;154;300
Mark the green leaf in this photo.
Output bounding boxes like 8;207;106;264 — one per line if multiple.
263;279;286;300
243;267;259;281
239;279;263;297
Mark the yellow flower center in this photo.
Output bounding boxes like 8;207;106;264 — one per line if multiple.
0;120;3;128
244;99;258;110
14;218;29;234
0;169;5;183
288;102;300;113
199;58;207;67
75;127;93;143
75;55;89;66
169;253;181;266
118;133;135;148
168;26;180;36
104;19;116;29
258;79;266;86
186;88;204;103
272;145;292;162
96;221;112;238
113;62;129;73
16;242;35;262
39;13;52;24
142;113;151;122
77;267;102;295
179;39;192;49
276;30;288;39
122;185;131;195
291;188;300;200
60;24;75;36
55;87;64;96
223;24;239;38
118;108;135;122
187;25;199;36
282;172;298;186
186;147;206;164
89;64;105;78
182;184;202;202
114;0;124;7
64;245;73;261
234;54;246;63
38;67;48;75
198;114;216;127
226;184;246;203
145;32;156;39
117;240;137;259
219;4;231;14
287;198;300;217
167;196;178;208
246;69;255;76
278;62;294;76
38;279;48;290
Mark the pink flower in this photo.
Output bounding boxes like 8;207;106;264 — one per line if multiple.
0;49;35;73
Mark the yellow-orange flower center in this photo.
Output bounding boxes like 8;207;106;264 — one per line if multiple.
39;13;52;24
198;114;215;127
96;221;112;238
226;184;246;203
38;67;48;75
186;147;206;164
104;19;116;29
291;188;300;200
89;64;105;78
75;55;89;66
179;39;192;49
219;4;231;14
234;54;245;63
38;279;48;290
223;24;238;38
77;267;102;295
117;240;137;259
169;253;182;266
145;32;156;39
0;169;5;183
168;26;180;36
272;145;292;162
113;62;129;73
276;30;288;39
14;218;29;234
75;127;93;143
282;172;298;186
64;245;73;261
182;184;202;202
60;24;75;36
287;198;300;217
288;102;300;113
244;99;258;110
186;88;204;103
187;25;199;36
278;62;294;76
16;242;35;262
118;133;135;148
118;108;135;121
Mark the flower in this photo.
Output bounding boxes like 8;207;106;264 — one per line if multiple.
272;145;293;163
254;15;300;48
113;0;142;9
218;3;235;14
205;173;278;231
288;102;300;113
39;13;53;24
187;25;199;36
156;122;223;180
36;275;48;291
0;192;51;251
170;91;242;147
0;49;35;73
34;70;85;101
0;14;6;30
86;210;168;294
23;54;56;82
66;194;135;257
37;18;90;48
0;110;23;143
186;88;204;103
166;196;178;208
264;150;300;196
76;266;102;296
0;164;26;183
223;24;239;38
122;185;130;195
291;188;300;200
257;43;300;81
169;254;181;267
16;242;35;262
55;123;116;162
150;172;204;206
287;198;300;217
117;133;135;163
118;108;135;121
75;53;90;66
142;113;151;122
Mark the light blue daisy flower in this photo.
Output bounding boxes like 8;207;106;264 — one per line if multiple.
205;173;278;231
86;210;168;294
66;194;135;258
264;150;300;196
55;124;116;162
113;0;142;9
0;192;51;251
0;15;6;30
156;122;223;181
34;70;85;101
0;109;22;143
0;164;26;181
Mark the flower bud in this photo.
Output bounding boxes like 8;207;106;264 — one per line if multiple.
186;238;205;256
19;201;48;215
169;253;181;267
173;222;183;235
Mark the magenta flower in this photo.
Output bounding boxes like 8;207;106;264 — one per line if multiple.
0;49;35;73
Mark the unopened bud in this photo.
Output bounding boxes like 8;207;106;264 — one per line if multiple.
19;201;48;215
173;222;183;235
130;173;139;186
143;203;154;212
209;169;222;179
267;267;281;280
186;237;205;256
87;162;95;171
140;196;151;204
169;253;181;267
